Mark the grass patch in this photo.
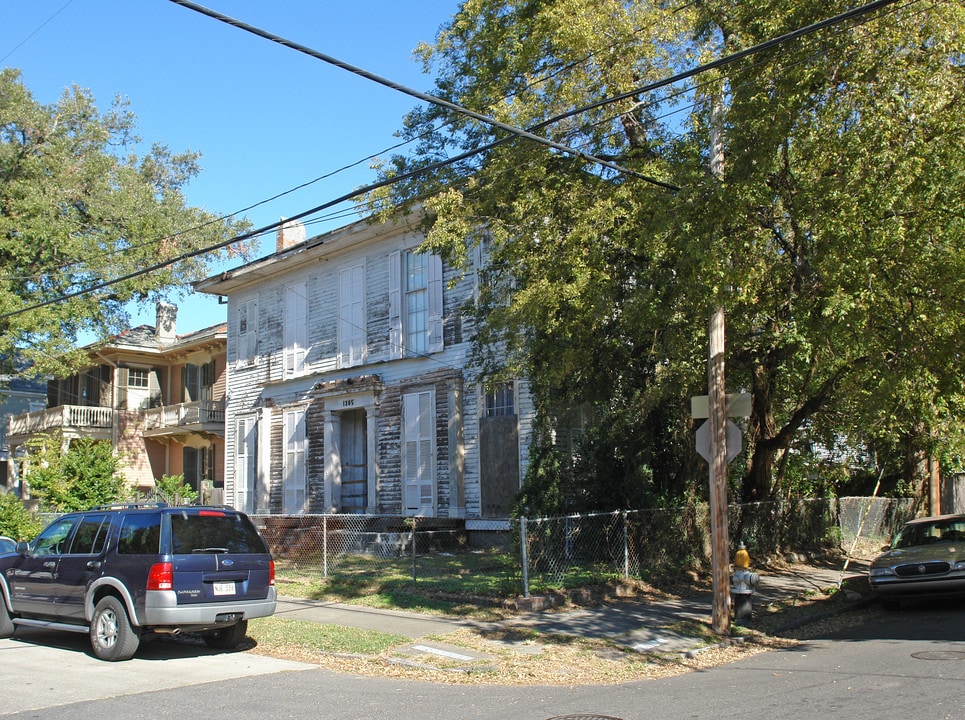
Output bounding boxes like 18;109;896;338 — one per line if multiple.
273;548;523;617
248;616;408;655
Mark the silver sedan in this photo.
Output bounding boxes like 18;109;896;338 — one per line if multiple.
870;513;965;608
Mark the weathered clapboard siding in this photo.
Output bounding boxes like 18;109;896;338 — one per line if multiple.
205;213;533;519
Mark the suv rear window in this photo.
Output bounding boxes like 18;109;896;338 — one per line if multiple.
117;512;162;554
170;511;268;555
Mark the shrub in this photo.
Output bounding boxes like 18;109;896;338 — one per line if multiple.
22;435;125;512
0;490;41;541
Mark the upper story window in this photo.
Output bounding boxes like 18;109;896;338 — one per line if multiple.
122;366;158;410
184;361;215;402
389;249;443;360
237;299;257;362
405;252;429;355
485;382;515;417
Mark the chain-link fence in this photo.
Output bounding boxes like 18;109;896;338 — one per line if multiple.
251;497;921;600
252;514;521;600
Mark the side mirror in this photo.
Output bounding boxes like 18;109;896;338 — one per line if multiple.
15;541;29;556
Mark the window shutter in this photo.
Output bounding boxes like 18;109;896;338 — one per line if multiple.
284;284;307;377
403;391;434;515
283;409;307;514
116;367;128;409
339;264;366;368
235;416;257;514
427;253;444;353
148;368;161;408
388;251;403;360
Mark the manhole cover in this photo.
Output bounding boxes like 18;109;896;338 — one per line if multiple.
911;651;965;661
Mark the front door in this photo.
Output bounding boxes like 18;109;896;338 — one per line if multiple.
339;409;367;513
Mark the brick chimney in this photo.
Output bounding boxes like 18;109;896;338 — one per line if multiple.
276;217;307;253
155;301;177;344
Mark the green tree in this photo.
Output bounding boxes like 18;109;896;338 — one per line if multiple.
22;435;125;512
368;0;965;505
153;473;200;506
0;491;41;541
0;69;253;377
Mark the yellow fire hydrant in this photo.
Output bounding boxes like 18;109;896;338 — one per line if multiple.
731;542;760;620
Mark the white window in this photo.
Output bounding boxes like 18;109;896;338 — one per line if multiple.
237;299;257;361
485;382;516;417
388;250;443;360
235;416;258;514
124;367;156;410
403;390;434;515
284;282;307;378
338;263;366;368
405;252;429;354
283;408;307;514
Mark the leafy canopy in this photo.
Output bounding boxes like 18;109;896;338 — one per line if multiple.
0;69;253;376
368;0;965;506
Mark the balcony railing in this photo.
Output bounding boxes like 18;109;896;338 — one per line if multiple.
142;400;226;432
7;405;114;438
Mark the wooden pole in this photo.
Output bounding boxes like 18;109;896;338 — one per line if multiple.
708;307;731;635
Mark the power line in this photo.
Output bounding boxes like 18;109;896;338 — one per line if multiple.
0;0;76;65
167;0;676;190
0;0;910;322
554;0;904;125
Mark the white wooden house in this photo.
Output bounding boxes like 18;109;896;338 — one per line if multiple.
195;213;532;527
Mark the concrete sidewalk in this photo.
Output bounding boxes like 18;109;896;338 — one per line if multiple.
274;558;872;657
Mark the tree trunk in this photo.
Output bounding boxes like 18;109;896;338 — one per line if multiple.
743;362;778;502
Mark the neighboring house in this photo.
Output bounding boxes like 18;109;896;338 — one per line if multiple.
0;370;47;487
195;213;533;529
4;303;227;501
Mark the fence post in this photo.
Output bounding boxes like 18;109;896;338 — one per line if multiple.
622;510;629;580
322;515;328;579
411;516;417;585
520;516;530;598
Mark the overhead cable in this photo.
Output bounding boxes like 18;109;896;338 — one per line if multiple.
167;0;677;190
1;0;905;321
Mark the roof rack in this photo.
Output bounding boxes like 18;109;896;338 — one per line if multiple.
89;502;169;511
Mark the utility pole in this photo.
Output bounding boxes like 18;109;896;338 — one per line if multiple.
708;92;730;635
707;308;730;635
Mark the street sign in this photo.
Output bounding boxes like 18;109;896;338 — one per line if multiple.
695;418;742;463
691;392;751;419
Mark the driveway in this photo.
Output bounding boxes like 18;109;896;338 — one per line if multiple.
0;627;314;716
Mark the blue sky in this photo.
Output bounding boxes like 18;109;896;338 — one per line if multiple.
2;0;460;335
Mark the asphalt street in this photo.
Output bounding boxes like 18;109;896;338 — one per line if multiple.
3;599;965;720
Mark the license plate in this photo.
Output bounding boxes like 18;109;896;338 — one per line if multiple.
213;581;236;596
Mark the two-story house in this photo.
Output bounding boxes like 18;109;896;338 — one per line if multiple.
5;303;227;501
195;212;533;531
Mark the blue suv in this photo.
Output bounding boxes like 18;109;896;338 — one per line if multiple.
0;504;276;661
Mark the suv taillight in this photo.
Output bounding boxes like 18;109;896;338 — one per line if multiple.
269;559;275;586
147;562;174;591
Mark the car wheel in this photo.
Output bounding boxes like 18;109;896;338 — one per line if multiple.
203;620;248;650
0;596;13;638
90;596;140;661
